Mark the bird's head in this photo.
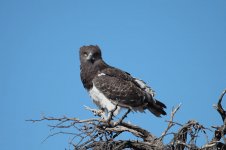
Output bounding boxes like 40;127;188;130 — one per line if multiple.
80;45;102;64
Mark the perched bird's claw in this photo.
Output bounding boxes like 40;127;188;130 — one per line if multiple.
95;109;105;117
84;105;106;119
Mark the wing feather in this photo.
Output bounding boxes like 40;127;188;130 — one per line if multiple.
93;68;148;108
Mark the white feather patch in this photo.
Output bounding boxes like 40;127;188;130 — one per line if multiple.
89;84;121;115
135;78;155;97
89;82;147;114
98;73;106;77
135;79;146;88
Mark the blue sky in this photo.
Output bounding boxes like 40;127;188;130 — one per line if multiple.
1;0;226;149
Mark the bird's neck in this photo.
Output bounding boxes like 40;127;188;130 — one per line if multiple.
80;59;109;90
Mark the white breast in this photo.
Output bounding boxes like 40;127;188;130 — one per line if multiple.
89;84;121;115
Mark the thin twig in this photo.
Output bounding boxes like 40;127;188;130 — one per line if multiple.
114;109;131;126
159;103;182;141
213;90;226;122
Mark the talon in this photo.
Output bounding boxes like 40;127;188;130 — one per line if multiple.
89;108;104;116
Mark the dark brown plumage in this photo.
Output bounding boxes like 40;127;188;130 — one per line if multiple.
79;45;166;118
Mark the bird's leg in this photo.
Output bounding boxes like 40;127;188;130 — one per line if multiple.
114;108;131;126
99;108;108;120
106;104;119;125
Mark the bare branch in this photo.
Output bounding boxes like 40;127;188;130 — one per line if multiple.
28;89;226;149
159;103;182;141
212;89;226;146
113;109;131;126
213;89;226;122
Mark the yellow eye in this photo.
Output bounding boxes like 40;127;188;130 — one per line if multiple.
84;52;88;57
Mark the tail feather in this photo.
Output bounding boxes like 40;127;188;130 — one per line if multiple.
148;99;167;117
155;99;167;109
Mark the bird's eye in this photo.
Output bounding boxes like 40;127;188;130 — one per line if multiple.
83;52;88;57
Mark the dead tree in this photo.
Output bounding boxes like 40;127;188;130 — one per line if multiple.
28;90;226;150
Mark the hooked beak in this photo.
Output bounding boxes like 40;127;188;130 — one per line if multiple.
86;52;93;60
86;52;95;63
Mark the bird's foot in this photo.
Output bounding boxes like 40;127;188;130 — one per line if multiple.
84;105;105;118
94;109;105;117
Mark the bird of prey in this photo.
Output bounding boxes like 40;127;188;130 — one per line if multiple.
79;45;166;120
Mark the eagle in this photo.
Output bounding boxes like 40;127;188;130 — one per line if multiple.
79;45;166;120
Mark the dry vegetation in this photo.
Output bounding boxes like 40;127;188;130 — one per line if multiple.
28;90;226;150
